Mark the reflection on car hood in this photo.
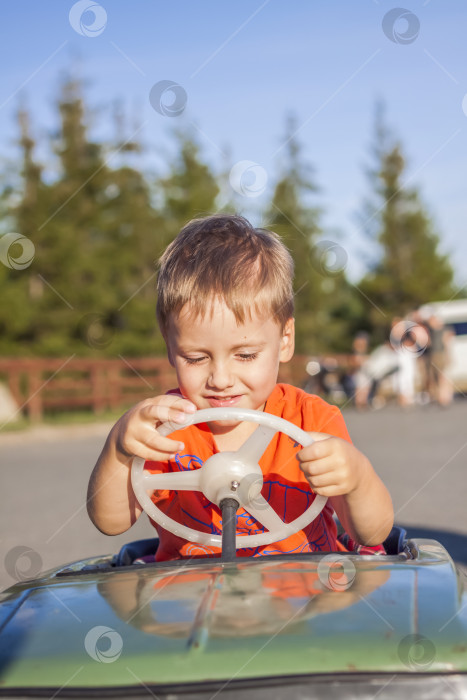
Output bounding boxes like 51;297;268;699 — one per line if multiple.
0;540;466;690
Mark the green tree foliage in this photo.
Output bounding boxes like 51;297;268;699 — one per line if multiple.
267;116;323;353
159;128;220;242
0;84;457;360
0;80;220;357
358;106;455;338
267;115;353;353
0;107;50;355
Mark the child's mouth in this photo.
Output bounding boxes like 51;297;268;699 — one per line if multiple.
206;395;242;408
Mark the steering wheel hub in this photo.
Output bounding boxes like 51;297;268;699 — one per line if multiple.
199;452;263;506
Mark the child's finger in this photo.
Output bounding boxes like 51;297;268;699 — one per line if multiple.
298;438;334;463
144;428;185;455
303;470;336;490
299;456;336;478
143;399;196;425
164;396;197;414
142;395;196;414
130;444;183;462
122;429;184;460
310;484;345;498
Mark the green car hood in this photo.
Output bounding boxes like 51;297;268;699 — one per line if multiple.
0;539;466;690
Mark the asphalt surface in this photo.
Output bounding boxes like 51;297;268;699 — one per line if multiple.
1;399;466;592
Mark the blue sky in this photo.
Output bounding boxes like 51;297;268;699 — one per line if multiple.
1;0;466;287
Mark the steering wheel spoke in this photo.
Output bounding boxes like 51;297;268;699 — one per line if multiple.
141;469;201;492
242;496;285;533
236;425;277;463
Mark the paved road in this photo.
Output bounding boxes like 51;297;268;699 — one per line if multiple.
344;401;467;557
1;400;466;592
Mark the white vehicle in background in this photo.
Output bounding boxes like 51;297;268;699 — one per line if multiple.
419;299;467;392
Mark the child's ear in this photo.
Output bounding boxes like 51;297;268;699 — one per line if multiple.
280;318;295;362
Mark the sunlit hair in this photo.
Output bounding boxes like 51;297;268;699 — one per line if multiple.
156;214;294;333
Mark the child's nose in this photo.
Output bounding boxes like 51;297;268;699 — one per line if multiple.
208;362;234;390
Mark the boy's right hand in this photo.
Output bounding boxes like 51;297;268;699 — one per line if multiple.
111;395;197;464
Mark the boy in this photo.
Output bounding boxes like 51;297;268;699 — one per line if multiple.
87;215;393;560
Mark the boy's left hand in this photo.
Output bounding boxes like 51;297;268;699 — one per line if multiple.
297;433;370;498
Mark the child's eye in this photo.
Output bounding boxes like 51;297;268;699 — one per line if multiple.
237;353;258;362
183;356;206;365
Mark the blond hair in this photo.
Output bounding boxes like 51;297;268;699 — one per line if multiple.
156;215;294;332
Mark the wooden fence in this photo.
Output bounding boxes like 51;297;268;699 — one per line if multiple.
0;355;353;422
0;357;178;422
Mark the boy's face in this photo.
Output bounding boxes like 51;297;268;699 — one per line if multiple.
165;299;294;429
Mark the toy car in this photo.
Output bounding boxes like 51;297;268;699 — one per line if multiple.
1;408;466;699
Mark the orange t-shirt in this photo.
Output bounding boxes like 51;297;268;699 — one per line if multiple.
144;384;352;561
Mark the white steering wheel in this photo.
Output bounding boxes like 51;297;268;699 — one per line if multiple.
131;407;327;549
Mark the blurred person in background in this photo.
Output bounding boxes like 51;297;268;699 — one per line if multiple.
390;317;417;408
347;331;372;410
427;314;454;407
363;335;398;409
410;309;432;404
344;332;399;410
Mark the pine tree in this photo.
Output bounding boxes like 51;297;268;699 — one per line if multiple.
31;76;112;355
43;77;172;356
266;115;330;353
159;129;220;243
359;106;455;336
0;77;169;357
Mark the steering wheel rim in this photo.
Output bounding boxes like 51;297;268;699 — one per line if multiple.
131;407;327;549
